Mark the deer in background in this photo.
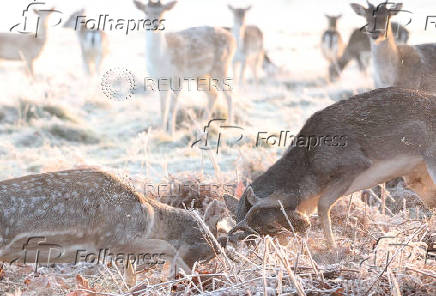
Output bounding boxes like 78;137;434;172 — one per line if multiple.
134;0;236;135
228;5;264;86
0;169;221;273
351;2;436;92
224;87;436;248
321;15;344;65
64;9;109;76
328;22;409;81
0;9;54;76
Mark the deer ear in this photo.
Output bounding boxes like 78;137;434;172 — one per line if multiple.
223;194;239;216
245;186;259;205
133;0;146;11
245;5;252;11
164;1;177;11
389;3;403;15
228;4;234;11
350;3;366;16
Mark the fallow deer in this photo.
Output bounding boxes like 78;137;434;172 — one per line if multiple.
228;5;264;86
0;9;54;76
321;15;344;65
134;0;236;135
351;2;436;91
0;169;218;272
225;87;436;248
64;9;109;76
328;21;409;81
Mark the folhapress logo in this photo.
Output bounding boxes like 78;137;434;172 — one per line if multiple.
9;1;63;38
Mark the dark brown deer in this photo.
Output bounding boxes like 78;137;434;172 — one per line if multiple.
226;87;436;248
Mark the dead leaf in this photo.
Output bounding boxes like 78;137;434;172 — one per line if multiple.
235;181;245;198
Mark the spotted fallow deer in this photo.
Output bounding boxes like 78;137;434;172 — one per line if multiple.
227;4;264;86
321;15;344;64
225;87;436;248
63;9;109;76
328;22;409;81
0;9;54;76
133;0;236;135
351;2;436;92
0;169;218;272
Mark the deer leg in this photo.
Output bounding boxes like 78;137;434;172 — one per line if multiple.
404;163;436;209
81;52;91;75
26;59;35;77
232;61;239;87
82;59;91;75
167;90;180;136
317;181;354;249
204;86;218;122
213;77;233;124
251;53;263;85
424;148;436;186
159;90;170;132
317;152;371;249
94;55;102;76
357;56;365;73
421;148;436;208
239;60;247;86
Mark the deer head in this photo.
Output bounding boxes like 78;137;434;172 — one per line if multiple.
351;1;403;41
63;9;85;28
325;15;342;30
224;186;311;241
228;4;252;26
134;0;177;20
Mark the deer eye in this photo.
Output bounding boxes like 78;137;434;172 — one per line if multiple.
266;224;277;233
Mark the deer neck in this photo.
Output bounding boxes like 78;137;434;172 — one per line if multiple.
328;23;337;30
370;21;399;87
232;21;246;53
252;147;320;209
146;201;198;247
36;17;50;40
145;30;169;76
